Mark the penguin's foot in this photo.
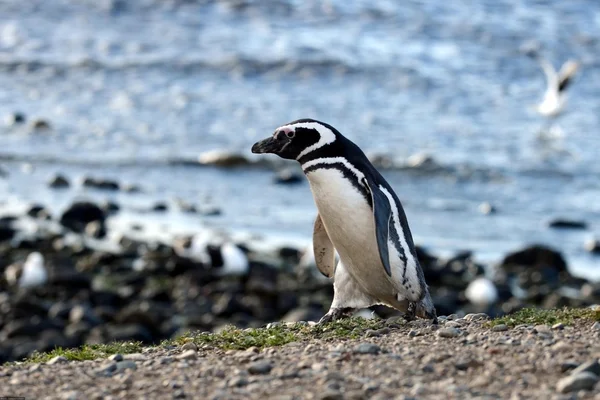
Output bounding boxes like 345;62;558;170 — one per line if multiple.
404;302;417;322
318;307;354;324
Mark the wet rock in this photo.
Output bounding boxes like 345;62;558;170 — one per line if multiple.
548;219;587;230
4;111;25;125
82;177;120;191
556;372;598;393
198;150;251;167
49;175;70;189
584;239;600;255
354;343;381;354
248;360;273;374
60;202;106;234
273;169;303;185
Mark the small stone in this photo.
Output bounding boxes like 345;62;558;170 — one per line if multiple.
408;329;419;337
354;343;381;354
152;202;168;212
463;313;489;322
548;219;587;230
266;322;281;329
181;342;198;352
552;323;564;330
108;354;123;362
47;356;68;365
32;119;51;131
5;112;25;125
28;364;42;372
444;321;462;329
96;362;117;376
123;353;147;361
319;390;343;400
176;350;197;360
492;324;509;332
248;360;273;374
49;175;70;189
560;362;580;373
556;372;599;393
570;361;600;377
592;322;600;331
228;376;248;387
437;327;461;338
534;325;551;334
115;360;137;372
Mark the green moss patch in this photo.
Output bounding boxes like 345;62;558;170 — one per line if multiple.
24;342;143;364
490;307;600;327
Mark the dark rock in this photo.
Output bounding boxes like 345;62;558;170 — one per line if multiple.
27;204;51;219
548;219;587;230
85;221;106;238
82;177;119;191
152;202;168;212
5;111;26;125
121;183;142;193
48;175;70;189
48;302;74;320
0;223;16;242
354;343;381;354
570;361;600;377
100;201;120;214
500;245;568;275
557;372;599;393
31;119;51;131
245;262;278;295
584;239;600;255
60;202;106;234
273;169;303;185
37;330;77;353
248;360;273;374
1;318;64;339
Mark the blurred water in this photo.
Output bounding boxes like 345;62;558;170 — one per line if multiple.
0;0;599;277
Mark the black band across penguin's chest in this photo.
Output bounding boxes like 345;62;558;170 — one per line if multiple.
303;163;372;207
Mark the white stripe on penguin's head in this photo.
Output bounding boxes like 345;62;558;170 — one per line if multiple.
277;122;337;160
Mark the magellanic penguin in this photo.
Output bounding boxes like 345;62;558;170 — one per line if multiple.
252;119;437;324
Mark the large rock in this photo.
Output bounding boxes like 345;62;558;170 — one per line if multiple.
60;202;106;234
500;245;568;274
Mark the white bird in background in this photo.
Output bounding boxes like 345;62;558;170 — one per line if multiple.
527;50;579;118
5;252;48;288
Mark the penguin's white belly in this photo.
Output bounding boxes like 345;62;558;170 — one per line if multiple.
306;168;397;300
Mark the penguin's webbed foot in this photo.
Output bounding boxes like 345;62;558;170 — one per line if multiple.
318;307;354;325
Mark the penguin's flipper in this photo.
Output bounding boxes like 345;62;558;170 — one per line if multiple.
364;179;393;277
313;213;336;278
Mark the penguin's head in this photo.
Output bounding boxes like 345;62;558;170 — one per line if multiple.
251;118;339;161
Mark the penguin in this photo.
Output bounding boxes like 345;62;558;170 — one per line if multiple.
252;119;437;324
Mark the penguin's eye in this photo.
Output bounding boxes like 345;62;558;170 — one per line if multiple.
285;131;295;139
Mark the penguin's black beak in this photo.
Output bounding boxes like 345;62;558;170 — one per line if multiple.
251;136;282;154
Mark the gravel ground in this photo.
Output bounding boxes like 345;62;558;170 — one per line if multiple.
2;316;600;400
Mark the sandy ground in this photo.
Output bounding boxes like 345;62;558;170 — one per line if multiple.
1;316;600;400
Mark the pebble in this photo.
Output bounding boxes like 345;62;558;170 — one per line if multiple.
115;360;137;372
176;350;197;360
556;372;599;393
96;362;117;376
228;376;248;387
365;327;391;337
437;327;461;338
266;322;281;329
108;354;123;362
463;313;489;322
248;360;273;374
444;321;462;329
570;360;600;377
552;323;564;330
47;356;68;365
181;342;198;352
123;353;147;361
354;343;381;354
592;322;600;331
492;324;509;332
534;325;551;334
319;390;343;400
49;175;70;188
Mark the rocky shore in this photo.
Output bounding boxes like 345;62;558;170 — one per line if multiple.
1;311;600;399
0;184;599;365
